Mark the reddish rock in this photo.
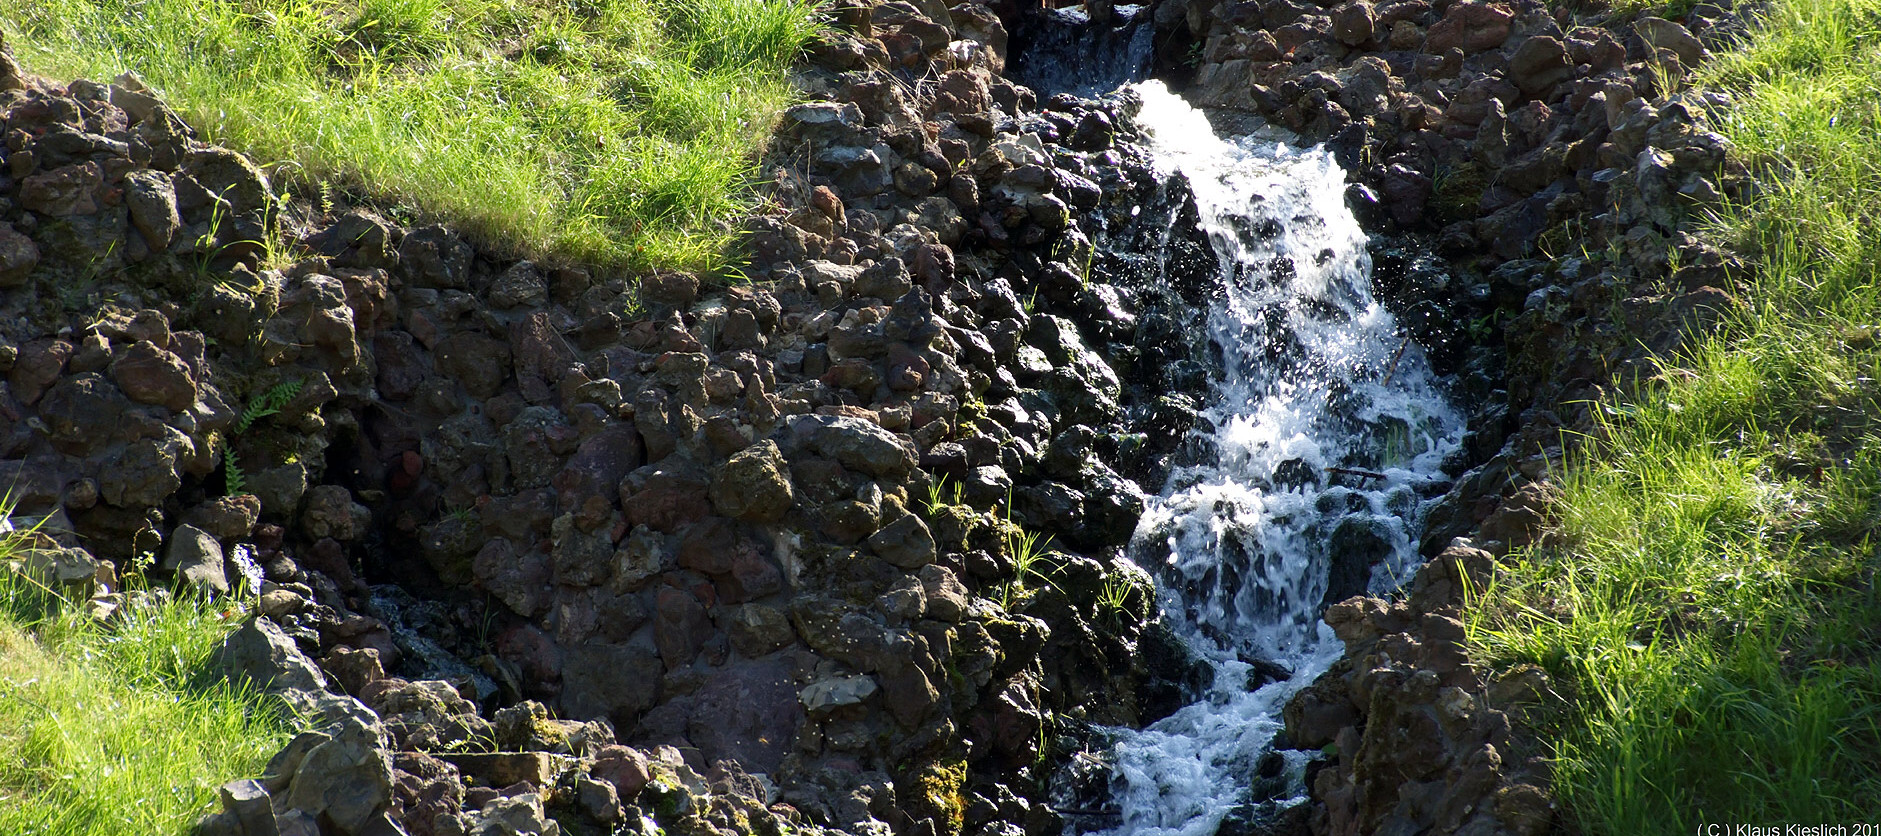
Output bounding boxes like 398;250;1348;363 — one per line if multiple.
590;746;652;801
19;162;104;215
621;466;712;533
1423;1;1513;54
9;339;73;405
474;538;552;617
184;494;262;540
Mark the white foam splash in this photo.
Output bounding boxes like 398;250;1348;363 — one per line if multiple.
1095;81;1465;836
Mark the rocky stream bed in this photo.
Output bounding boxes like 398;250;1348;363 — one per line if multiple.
0;0;1748;832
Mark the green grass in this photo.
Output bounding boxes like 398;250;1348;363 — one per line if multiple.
1466;0;1881;830
1;0;821;272
0;533;291;834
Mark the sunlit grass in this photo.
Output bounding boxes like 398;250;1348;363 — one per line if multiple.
1466;0;1881;830
0;0;822;272
0;529;290;835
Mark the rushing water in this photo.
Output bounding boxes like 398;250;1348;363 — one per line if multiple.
1093;83;1465;835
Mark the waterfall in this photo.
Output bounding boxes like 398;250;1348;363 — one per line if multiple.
1093;82;1465;835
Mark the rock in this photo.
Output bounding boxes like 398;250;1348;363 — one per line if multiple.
443;752;559;789
464;791;561;836
710;440;795;523
1507;35;1571;94
918;564;969;622
123;169;181;251
186;495;263;541
109;340;197;411
1283;671;1361;749
868;513;937;569
372;679;493;752
1423;1;1512;53
727;603;796;657
1635;17;1707;67
1494;783;1553;836
653;587;712;669
185;147;274;238
11;340;73;405
214;778;276;836
800;674;880;715
320;646;385;696
643;271;700;308
1332;2;1375;45
576;775;621;823
791;414;919;477
550;513;613;586
391;751;468;836
301;485;369;541
164;523;230;594
473;538;551;618
561;642;663;726
488;261;547;309
622;463;713;533
17;546;106;592
435;333;511;398
99;437;184;509
247;463;308;521
282;714;397;835
216;616;328;696
20;162;105;215
0;221;39;287
590;745;652;801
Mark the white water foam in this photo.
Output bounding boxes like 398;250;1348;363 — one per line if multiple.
1096;82;1465;836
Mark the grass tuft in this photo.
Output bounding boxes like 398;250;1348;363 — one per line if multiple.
0;0;822;273
1467;0;1881;830
0;525;290;835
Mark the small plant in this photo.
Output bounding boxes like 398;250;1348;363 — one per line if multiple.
922;475;964;514
1095;567;1145;624
997;495;1062;610
223;459;248;497
235;379;305;435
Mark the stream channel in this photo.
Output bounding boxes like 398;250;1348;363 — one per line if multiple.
1017;19;1468;831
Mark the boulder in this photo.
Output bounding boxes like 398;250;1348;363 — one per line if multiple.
560;643;663;727
110;340;197;411
0;221;38;287
164;523;230;594
868;513;937;569
1332;2;1376;46
215;616;328;696
709;440;796;523
1507;35;1571;94
281;714;396;835
1423;1;1513;53
791;414;918;477
1635;17;1707;67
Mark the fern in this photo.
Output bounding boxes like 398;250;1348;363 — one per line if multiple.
235;379;304;434
223;459;247;497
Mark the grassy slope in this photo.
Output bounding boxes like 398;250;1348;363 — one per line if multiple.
0;0;819;273
0;543;290;835
1469;0;1881;830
